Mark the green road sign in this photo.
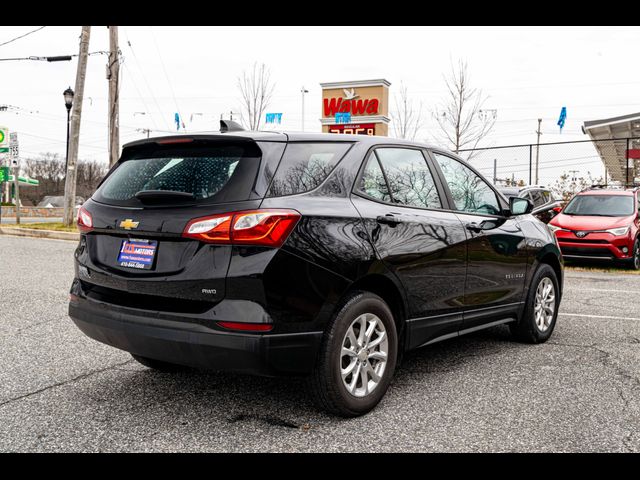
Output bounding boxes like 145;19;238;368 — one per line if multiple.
0;166;10;182
7;174;39;186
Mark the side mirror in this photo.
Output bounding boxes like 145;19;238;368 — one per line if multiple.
510;197;534;216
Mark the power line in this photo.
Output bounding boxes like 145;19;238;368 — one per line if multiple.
0;26;46;48
121;62;159;130
123;27;171;131
149;26;183;131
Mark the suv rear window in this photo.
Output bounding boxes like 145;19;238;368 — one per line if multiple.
267;142;352;197
93;142;261;206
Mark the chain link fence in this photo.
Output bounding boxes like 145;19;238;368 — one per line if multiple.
458;137;639;200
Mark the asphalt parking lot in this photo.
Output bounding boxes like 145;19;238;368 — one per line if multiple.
0;234;638;452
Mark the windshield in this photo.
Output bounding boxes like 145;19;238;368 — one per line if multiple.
563;194;634;216
93;142;261;206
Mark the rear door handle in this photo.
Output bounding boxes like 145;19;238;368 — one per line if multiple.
466;222;483;233
376;214;402;226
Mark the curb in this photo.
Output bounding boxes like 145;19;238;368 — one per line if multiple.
0;227;80;241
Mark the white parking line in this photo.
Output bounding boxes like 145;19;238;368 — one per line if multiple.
565;288;640;294
560;312;640;321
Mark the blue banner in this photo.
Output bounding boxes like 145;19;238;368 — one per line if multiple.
335;112;351;124
557;107;567;132
265;113;282;124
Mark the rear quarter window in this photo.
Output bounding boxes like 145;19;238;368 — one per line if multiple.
267;142;352;197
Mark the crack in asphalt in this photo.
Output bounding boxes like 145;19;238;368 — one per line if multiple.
547;340;640;452
13;317;66;335
0;360;135;409
227;413;303;430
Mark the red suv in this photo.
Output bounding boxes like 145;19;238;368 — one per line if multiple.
549;186;640;269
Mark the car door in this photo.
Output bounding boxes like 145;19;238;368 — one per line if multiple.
429;151;528;330
351;146;468;349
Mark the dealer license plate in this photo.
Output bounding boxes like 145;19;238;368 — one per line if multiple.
117;239;158;270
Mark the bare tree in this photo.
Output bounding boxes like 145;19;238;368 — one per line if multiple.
391;82;423;141
237;62;275;131
21;153;108;205
433;60;496;155
552;171;603;202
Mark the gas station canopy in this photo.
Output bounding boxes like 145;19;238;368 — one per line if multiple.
582;112;640;184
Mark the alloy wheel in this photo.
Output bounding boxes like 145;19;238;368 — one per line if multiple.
340;313;388;398
534;277;555;332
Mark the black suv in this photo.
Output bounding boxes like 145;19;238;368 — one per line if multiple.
69;123;563;417
498;185;563;224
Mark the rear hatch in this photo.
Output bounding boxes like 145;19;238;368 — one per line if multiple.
77;136;280;314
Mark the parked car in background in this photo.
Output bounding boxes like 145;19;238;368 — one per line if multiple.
549;186;640;269
498;185;563;224
68;123;563;416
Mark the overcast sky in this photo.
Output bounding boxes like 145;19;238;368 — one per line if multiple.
1;26;639;185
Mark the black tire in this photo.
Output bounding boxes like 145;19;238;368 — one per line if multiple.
131;353;188;372
510;263;560;344
307;291;398;417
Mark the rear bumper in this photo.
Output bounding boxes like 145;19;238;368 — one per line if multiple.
68;296;323;376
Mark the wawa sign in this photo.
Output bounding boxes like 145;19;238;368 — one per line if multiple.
319;79;391;136
323;89;380;116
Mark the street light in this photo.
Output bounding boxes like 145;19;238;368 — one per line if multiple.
301;86;309;132
63;87;74;170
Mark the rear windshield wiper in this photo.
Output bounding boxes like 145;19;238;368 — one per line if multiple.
134;190;195;203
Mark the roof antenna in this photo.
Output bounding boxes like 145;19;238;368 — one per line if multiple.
220;119;245;133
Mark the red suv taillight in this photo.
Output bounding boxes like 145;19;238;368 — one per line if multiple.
182;209;301;247
77;206;93;233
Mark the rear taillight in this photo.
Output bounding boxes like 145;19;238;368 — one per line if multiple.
183;209;301;247
77;206;93;233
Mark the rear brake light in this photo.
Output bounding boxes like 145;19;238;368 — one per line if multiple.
156;137;193;144
182;209;300;247
77;206;93;233
217;321;273;332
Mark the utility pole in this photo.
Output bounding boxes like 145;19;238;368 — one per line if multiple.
493;158;497;185
301;86;309;132
107;26;120;167
63;26;91;227
534;118;542;185
12;167;19;224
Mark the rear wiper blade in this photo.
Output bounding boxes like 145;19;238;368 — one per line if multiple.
134;190;195;202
